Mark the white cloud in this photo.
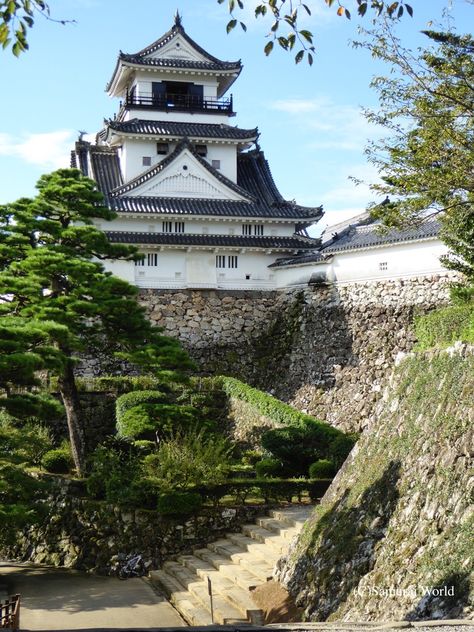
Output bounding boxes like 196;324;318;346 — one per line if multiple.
271;96;384;151
0;130;75;169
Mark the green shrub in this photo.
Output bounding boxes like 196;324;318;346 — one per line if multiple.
128;476;162;509
116;390;169;423
309;459;336;478
157;490;202;515
261;419;340;476
255;458;286;478
415;304;474;349
143;429;232;490
86;440;142;504
42;446;73;474
116;389;200;440
241;450;263;466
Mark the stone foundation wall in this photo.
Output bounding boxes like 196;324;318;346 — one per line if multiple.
138;275;455;433
5;479;267;575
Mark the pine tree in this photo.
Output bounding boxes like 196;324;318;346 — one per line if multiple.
0;169;192;474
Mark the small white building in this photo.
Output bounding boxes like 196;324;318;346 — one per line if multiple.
271;213;448;287
71;14;322;290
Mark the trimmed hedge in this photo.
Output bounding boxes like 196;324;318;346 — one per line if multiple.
309;459;336;478
415;304;474;349
42;447;73;474
219;376;335;429
195;478;332;505
116;390;169;422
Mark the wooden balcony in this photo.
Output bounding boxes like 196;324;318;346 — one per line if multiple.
123;93;234;115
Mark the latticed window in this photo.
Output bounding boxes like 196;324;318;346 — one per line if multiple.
135;255;146;267
175;222;185;233
228;255;238;268
216;255;226;268
147;253;159;266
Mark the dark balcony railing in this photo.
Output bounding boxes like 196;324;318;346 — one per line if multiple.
124;92;234;114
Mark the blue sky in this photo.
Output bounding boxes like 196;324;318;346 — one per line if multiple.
0;0;472;233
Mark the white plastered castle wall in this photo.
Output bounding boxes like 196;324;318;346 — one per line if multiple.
275;238;449;288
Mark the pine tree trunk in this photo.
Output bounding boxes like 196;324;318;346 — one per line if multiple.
58;361;86;476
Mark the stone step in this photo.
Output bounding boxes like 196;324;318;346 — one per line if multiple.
189;583;249;625
222;585;265;624
255;519;300;541
153;505;315;627
269;505;314;528
238;557;274;583
172;597;213;627
227;531;286;557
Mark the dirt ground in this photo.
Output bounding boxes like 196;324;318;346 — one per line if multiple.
251;579;303;623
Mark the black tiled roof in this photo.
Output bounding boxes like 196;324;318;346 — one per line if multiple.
320;218;440;253
119;54;241;72
71;141;123;194
108;196;321;221
269;251;326;268
106;21;241;93
106;231;316;250
109;137;255;201
131;21;241;71
89;147;123;194
105;119;258;141
72;139;322;222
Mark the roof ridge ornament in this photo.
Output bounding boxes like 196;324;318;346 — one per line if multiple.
174;10;183;28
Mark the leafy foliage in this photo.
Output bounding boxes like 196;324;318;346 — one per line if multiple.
415;304;474;349
41;443;73;474
142;429;233;491
0;168;192;474
219;0;413;64
261;420;345;476
309;459;336;478
255;457;287;478
359;28;474;285
157;490;202;516
0;413;50;543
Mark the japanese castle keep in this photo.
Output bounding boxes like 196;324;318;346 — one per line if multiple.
71;14;323;290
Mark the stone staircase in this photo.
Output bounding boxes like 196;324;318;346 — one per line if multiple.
150;505;313;626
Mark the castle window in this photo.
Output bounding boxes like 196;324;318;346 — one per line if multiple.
163;221;173;233
175;221;185;233
379;261;388;271
242;224;264;236
212;159;221;170
195;144;207;157
157;142;169;155
135;255;146;267
147;253;159;267
216;255;226;268
228;255;238;269
142;156;152;167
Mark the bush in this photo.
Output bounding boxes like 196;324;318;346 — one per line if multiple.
86;439;142;504
157;490;202;516
261;419;340;476
116;390;169;423
116;390;200;440
241;450;263;466
143;429;232;490
309;459;336;478
255;458;286;478
42;446;73;474
415;304;474;349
